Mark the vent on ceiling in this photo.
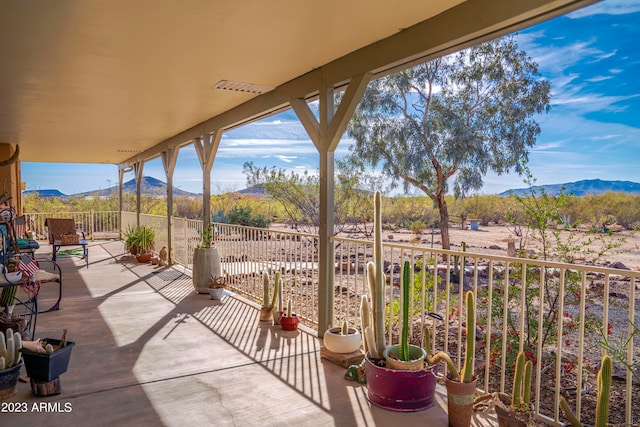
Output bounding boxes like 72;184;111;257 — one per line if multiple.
117;149;141;153
212;80;274;94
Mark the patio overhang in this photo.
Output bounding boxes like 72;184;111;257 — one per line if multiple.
0;0;598;166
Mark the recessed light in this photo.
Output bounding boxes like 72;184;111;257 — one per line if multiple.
212;80;274;94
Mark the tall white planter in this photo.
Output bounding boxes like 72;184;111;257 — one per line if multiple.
192;247;222;293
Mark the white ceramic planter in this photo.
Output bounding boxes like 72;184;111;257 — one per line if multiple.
192;247;222;294
323;327;362;353
208;288;224;300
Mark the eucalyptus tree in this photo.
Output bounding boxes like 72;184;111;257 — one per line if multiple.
347;35;550;249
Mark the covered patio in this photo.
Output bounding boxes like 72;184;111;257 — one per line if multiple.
4;241;497;426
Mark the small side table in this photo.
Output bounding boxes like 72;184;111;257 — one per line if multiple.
53;239;88;268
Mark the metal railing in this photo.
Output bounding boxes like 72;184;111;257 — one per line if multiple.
28;211;638;425
26;211;120;241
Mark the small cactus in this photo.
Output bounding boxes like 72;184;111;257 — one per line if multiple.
399;261;411;361
511;351;533;412
559;354;612;427
262;272;270;307
341;320;349;335
595;355;612;427
0;328;22;369
262;269;282;308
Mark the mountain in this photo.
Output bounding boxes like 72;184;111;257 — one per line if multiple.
24;176;201;198
500;179;640;197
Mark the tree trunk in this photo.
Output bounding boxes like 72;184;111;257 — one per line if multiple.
436;192;450;250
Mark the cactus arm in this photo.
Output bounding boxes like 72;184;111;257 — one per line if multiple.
595;355;612;427
461;290;476;383
5;334;14;367
523;360;533;407
262;272;270;307
399;261;410;361
512;352;525;410
428;352;460;380
360;296;371;354
270;271;280;308
341;320;349;336
364;326;379;359
13;331;21;365
0;330;6;359
373;191;386;358
0;356;4;370
560;397;583;427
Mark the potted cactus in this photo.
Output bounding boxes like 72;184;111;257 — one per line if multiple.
323;319;362;354
279;299;299;331
490;351;534;427
259;270;281;322
362;191;438;412
0;328;22;400
425;290;478;427
560;355;612;427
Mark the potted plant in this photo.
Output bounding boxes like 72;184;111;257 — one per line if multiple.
424;290;477;427
323;319;362;354
192;223;221;294
279;299;299;331
362;191;438;412
560;355;612;427
0;328;22;400
124;225;155;262
259;270;281;322
21;330;75;383
207;275;226;300
475;351;534;427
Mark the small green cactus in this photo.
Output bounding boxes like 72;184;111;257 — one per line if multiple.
399;260;411;361
366;191;386;360
511;351;533;412
559;354;612;427
595;355;612;427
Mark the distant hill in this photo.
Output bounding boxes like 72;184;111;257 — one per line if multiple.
22;189;66;198
500;179;640;197
24;176;201;199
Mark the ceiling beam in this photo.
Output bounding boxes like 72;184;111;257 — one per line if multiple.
119;0;597;170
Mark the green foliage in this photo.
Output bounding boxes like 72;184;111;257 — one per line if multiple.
409;220;426;235
198;223;215;248
347;35;550;249
226;205;271;228
599;320;640;384
123;224;155;254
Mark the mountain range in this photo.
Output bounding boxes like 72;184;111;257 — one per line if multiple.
23;176;201;198
499;179;640;197
22;177;640;199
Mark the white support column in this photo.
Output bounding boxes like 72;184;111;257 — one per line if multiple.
291;72;371;337
118;168;125;238
133;161;144;226
193;130;222;231
162;147;179;265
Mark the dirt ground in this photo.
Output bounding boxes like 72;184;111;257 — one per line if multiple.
376;223;640;271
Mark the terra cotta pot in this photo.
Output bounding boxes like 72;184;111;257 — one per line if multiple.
445;376;478;427
280;314;300;331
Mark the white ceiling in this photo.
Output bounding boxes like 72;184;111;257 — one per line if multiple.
0;0;596;166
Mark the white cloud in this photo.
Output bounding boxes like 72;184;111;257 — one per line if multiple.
585;75;613;82
568;0;640;18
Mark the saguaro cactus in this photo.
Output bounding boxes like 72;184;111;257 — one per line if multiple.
364;191;387;359
511;351;533;412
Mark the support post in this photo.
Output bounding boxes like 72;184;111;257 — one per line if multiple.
193;131;222;232
162;147;179;265
133;161;144;226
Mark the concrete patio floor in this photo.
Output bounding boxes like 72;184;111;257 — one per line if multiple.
3;240;498;426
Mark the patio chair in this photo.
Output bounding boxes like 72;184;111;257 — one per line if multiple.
45;218;89;268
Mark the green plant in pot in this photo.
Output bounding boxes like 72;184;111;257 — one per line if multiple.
425;290;477;427
560;355;612;427
476;351;534;427
361;191;438;412
124;225;155;261
382;260;427;370
192;223;221;294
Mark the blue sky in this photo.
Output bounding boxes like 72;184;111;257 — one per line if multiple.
22;0;640;196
